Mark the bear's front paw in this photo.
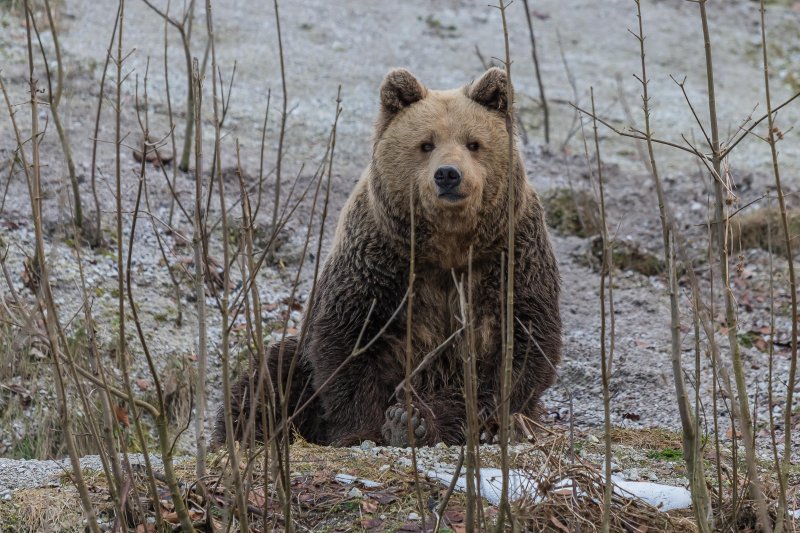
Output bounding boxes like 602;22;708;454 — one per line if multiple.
381;403;427;447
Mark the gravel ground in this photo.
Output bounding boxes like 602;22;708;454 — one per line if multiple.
0;454;189;494
0;0;799;494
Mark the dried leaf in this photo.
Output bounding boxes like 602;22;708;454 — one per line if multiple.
753;337;768;352
550;515;570;532
249;486;266;507
360;498;379;514
281;296;304;311
298;493;316;503
114;404;130;427
361;518;384;530
368;489;399;504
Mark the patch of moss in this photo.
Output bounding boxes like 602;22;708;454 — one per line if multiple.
647;447;684;461
423;14;457;32
543;187;600;238
738;332;755;350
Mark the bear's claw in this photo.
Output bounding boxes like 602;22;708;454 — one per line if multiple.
382;403;427;447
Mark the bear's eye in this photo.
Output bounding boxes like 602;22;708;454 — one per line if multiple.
467;141;480;152
420;142;435;153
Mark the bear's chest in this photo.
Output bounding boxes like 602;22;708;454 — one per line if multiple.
407;269;500;373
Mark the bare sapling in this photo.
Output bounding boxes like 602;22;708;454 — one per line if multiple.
456;249;483;533
129;67;195;532
758;1;797;530
495;0;516;529
400;83;428;530
107;31;169;531
254;90;271;219
16;2;99;529
68;212;128;525
189;56;210;488
522;0;549;144
696;2;770;527
229;148;286;528
586;87;614;533
162;0;180;228
270;0;289;256
276;91;344;531
88;3;122;248
31;0;83;231
629;3;713;530
141;0;199;172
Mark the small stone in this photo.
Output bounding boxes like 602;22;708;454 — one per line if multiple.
408;512;420;520
347;487;362;499
623;468;640;481
360;440;375;450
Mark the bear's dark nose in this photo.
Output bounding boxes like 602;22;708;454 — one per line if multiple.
434;165;462;191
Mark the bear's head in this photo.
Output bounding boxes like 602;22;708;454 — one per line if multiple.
369;68;525;265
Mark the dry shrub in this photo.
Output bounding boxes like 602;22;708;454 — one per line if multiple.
732;206;800;258
513;436;696;532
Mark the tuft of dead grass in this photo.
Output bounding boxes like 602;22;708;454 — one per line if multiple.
608;427;684;451
732;206;800;258
1;487;87;532
579;235;664;277
543;187;600;238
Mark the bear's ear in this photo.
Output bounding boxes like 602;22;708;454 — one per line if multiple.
380;69;427;114
467;67;511;113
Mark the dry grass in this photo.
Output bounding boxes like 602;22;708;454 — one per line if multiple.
733;206;800;258
0;430;720;532
542;187;600;238
608;427;683;451
0;487;89;532
579;236;664;277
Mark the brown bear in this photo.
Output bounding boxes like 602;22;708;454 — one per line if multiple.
214;67;561;448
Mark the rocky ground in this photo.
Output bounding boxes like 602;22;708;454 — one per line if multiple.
0;0;799;520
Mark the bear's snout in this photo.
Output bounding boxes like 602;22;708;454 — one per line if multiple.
434;165;463;200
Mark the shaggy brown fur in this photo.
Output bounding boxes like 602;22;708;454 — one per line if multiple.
213;68;561;448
